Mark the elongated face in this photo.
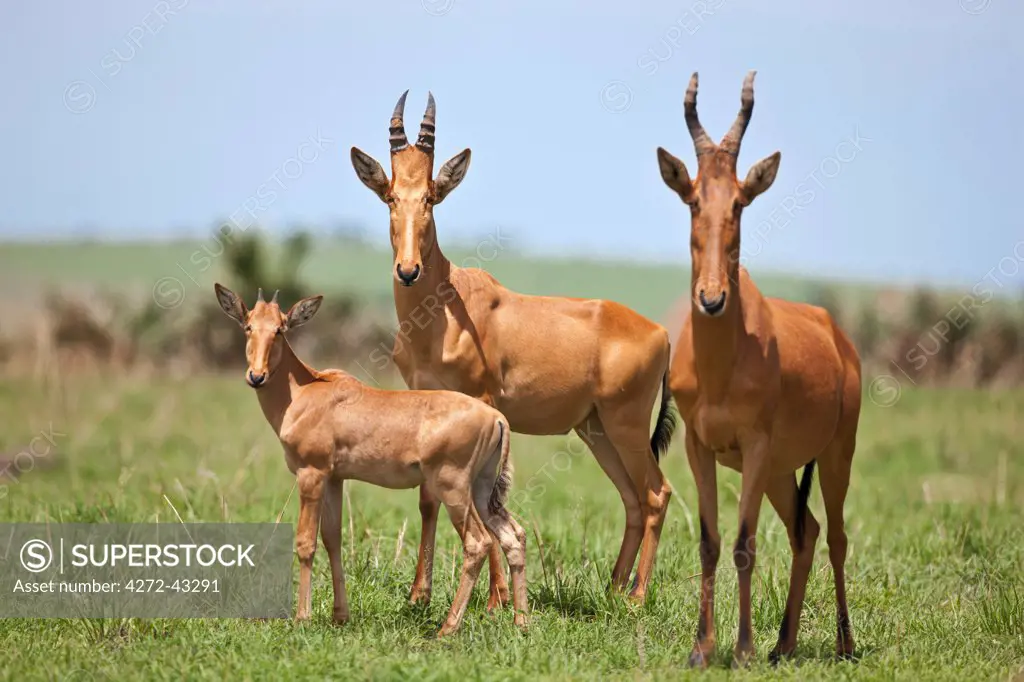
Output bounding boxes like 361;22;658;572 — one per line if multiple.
350;91;471;287
213;285;322;387
657;71;781;318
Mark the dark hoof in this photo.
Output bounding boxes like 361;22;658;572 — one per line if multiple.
768;646;792;665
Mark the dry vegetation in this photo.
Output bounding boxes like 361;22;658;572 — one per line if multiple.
4;232;1020;391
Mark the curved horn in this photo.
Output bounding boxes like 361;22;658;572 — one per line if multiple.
389;90;410;152
257;288;265;303
720;71;756;156
684;72;715;157
415;91;436;153
270;289;279;305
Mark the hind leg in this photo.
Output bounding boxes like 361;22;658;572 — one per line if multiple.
435;489;493;637
595;404;671;603
820;439;856;659
472;472;529;628
765;473;820;662
575;411;646;592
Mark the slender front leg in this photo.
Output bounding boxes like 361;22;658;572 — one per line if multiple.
410;485;441;604
295;467;326;622
320;477;349;624
685;428;721;669
733;433;772;667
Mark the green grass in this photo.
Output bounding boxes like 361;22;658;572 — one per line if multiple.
0;373;1021;680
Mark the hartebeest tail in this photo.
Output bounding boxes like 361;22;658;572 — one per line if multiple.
794;460;816;550
488;421;513;515
650;368;677;462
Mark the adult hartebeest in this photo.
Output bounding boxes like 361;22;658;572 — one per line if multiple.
214;284;528;636
350;91;677;606
656;72;861;667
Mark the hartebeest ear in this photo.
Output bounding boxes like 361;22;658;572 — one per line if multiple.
739;151;781;205
433;148;471;204
350;147;390;202
214;283;248;326
657;147;696;205
284;295;323;330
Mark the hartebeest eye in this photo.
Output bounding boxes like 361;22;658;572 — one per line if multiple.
244;324;252;333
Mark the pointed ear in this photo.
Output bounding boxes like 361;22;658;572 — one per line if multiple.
214;283;248;326
433;148;471;204
350;147;390;202
284;295;323;330
739;151;781;205
657;147;696;205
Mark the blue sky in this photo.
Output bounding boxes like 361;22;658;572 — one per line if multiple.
0;0;1019;287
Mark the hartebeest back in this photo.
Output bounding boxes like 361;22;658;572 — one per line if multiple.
657;72;862;667
213;284;528;636
350;91;677;605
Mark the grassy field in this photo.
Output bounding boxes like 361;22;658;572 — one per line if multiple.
0;372;1021;680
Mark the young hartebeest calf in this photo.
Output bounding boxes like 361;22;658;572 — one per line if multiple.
656;72;861;667
350;91;677;606
213;284;528;636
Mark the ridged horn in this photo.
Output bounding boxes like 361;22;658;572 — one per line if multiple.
720;71;756;156
270;290;279;305
416;91;436;153
389;90;410;152
684;72;716;157
256;288;265;303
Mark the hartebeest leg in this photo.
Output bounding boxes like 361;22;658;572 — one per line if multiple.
765;474;820;662
819;441;856;659
474;481;529;630
295;467;326;622
733;435;772;668
411;484;509;610
320;476;349;624
598;406;670;603
684;429;720;669
409;485;440;605
575;412;645;591
435;491;493;637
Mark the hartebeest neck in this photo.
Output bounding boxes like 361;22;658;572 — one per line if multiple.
392;223;453;335
255;337;319;434
690;277;743;402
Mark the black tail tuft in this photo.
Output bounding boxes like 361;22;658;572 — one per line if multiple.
488;421;513;515
650;368;678;462
795;459;816;551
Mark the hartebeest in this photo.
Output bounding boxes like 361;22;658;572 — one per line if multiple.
656;72;861;666
213;284;528;636
350;91;677;606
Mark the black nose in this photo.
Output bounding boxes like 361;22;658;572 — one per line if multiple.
248;371;266;387
698;290;727;315
396;263;421;286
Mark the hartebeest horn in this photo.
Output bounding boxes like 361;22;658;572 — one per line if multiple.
684;72;716;157
257;288;265;303
270;289;279;305
416;91;436;153
390;90;410;152
720;71;756;156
